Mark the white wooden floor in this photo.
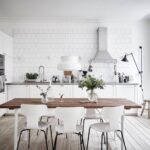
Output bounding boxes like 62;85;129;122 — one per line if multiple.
0;112;150;150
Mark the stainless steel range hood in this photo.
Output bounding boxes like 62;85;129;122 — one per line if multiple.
93;27;117;64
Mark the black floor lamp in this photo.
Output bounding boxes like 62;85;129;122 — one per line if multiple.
121;46;143;93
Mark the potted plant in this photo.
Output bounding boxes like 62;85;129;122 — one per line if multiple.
26;73;38;82
79;75;105;102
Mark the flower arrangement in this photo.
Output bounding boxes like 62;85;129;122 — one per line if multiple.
79;75;105;101
79;75;105;91
36;84;51;100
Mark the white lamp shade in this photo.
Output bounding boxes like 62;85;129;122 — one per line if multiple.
57;56;81;71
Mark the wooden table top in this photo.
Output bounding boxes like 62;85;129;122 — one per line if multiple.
0;98;141;109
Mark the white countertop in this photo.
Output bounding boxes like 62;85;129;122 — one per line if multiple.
6;82;139;86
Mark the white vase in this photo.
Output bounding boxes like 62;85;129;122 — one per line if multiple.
87;90;98;102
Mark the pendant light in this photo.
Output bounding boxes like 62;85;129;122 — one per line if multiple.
57;56;81;71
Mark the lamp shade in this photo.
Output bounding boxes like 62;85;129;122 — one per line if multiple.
57;56;81;71
121;55;128;62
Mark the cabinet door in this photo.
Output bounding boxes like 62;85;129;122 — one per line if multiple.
72;85;87;98
7;85;30;101
0;93;7;116
72;85;114;99
30;85;51;98
51;85;72;98
95;85;114;98
116;85;135;102
30;85;73;98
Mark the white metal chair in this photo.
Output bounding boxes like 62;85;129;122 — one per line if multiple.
53;107;85;150
16;104;53;150
86;106;127;150
82;108;102;135
37;108;55;142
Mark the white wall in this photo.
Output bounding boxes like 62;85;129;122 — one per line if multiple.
0;19;149;101
137;20;150;99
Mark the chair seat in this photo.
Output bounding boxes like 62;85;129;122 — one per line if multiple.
90;122;110;132
84;113;101;119
55;124;83;133
24;121;50;130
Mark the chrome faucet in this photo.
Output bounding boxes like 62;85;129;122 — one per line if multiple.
38;65;45;82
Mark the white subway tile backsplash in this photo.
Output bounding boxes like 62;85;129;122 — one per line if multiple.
12;23;140;82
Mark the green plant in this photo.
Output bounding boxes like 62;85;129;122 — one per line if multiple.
26;73;38;80
79;75;105;91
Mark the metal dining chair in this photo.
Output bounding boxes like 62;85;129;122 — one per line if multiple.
53;107;85;150
16;104;53;150
37;108;55;146
81;108;102;135
86;106;127;150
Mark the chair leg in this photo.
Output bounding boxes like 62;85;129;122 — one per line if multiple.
53;132;58;150
106;132;108;150
41;130;48;150
37;116;43;136
82;118;86;135
80;118;83;125
101;132;104;150
28;129;31;149
16;129;27;150
50;125;54;148
79;133;82;150
86;127;91;150
141;101;146;116
116;130;127;150
81;133;85;150
46;128;48;137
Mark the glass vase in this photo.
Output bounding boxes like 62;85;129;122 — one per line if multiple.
41;96;48;103
87;90;98;102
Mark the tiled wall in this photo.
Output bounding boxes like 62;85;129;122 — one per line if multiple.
12;22;141;82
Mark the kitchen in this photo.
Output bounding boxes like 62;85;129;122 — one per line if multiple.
0;0;150;150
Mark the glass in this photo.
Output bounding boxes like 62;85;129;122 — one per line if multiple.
87;90;98;102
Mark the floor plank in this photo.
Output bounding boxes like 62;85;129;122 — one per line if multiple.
0;113;150;150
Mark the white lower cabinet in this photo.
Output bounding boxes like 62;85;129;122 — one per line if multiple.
50;85;73;98
115;85;138;102
95;85;114;98
0;93;6;116
29;85;73;98
72;85;87;98
6;84;139;103
7;85;30;100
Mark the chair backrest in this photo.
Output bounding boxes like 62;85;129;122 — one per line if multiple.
101;106;124;131
55;107;85;132
21;104;48;128
85;108;100;116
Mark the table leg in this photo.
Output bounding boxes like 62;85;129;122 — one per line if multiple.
121;115;124;150
148;102;150;119
14;109;19;150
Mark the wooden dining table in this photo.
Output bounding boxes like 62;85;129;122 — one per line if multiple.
0;98;141;150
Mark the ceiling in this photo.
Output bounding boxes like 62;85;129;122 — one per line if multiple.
0;0;150;21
